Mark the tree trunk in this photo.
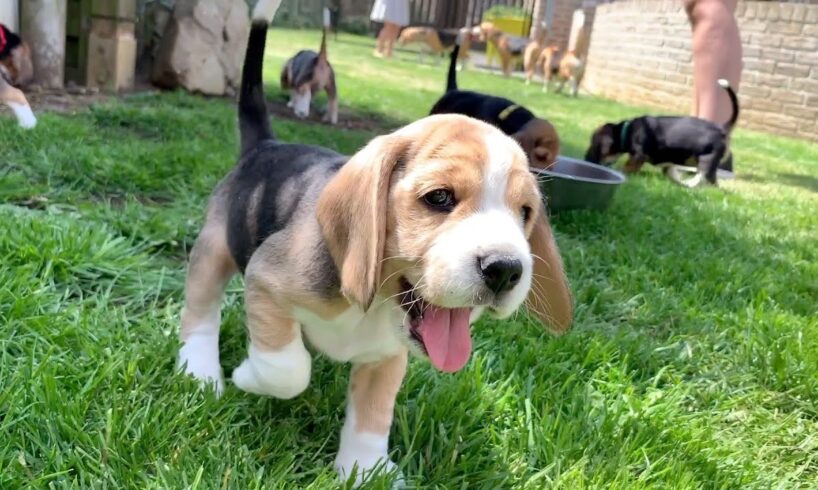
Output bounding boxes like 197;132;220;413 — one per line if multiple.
21;0;67;89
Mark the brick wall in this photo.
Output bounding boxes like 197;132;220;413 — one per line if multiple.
583;0;818;142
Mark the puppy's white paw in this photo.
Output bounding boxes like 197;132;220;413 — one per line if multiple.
322;111;338;125
232;338;311;399
335;420;403;488
178;334;225;396
9;102;37;129
335;449;401;488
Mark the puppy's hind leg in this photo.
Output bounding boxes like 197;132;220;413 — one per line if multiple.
231;273;311;399
179;206;238;395
322;72;339;125
1;80;37;129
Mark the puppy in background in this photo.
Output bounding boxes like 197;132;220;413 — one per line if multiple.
398;26;474;68
523;30;546;84
0;23;36;128
538;44;561;90
552;50;585;97
478;21;528;77
585;79;739;187
280;9;338;124
430;40;560;169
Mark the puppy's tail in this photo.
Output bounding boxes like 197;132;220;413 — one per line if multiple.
239;0;282;153
446;42;460;92
718;79;739;133
318;7;330;61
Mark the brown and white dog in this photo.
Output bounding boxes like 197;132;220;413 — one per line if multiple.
548;50;584;97
178;1;572;486
280;12;338;124
478;21;528;77
0;23;36;128
523;30;548;84
398;26;473;67
538;44;561;89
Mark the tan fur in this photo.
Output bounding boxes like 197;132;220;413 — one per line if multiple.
351;350;408;434
527;204;573;333
539;45;561;88
398;26;473;66
523;31;548;84
180;198;238;341
513;118;561;170
398;27;445;54
551;51;585;97
479;22;525;77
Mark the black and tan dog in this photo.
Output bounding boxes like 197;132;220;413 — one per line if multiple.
585;80;739;187
280;13;338;124
0;23;36;128
178;0;572;486
429;41;560;169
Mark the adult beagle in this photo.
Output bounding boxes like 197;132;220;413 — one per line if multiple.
0;23;36;128
177;0;572;485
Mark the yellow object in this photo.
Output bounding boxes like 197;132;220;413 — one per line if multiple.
497;104;521;121
483;16;531;68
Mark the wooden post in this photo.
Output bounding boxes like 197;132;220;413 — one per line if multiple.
0;0;20;32
20;0;68;89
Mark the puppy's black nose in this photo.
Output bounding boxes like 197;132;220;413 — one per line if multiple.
479;255;523;294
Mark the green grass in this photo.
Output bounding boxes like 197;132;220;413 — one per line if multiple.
1;28;816;488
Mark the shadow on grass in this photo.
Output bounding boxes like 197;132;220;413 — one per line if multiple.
776;172;818;194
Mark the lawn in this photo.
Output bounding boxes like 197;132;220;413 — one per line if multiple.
1;28;816;489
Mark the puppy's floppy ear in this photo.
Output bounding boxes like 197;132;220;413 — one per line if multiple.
317;135;407;310
584;125;614;163
527;204;572;334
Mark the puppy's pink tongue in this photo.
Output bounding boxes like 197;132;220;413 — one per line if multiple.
416;306;472;372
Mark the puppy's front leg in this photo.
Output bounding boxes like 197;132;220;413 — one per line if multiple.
336;350;407;487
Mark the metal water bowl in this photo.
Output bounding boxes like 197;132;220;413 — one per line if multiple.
531;156;626;212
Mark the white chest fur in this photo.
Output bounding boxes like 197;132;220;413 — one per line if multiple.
295;299;406;364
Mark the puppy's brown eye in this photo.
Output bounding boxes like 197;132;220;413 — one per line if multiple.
423;189;456;212
521;206;532;223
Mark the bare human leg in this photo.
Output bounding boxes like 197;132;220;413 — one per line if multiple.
685;0;742;124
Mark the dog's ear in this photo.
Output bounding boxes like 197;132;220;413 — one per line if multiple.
317;135;408;310
527;204;572;334
514;120;560;170
585;124;614;163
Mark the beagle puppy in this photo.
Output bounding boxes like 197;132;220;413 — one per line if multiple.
0;23;36;128
523;31;548;85
478;21;528;77
398;26;473;68
538;44;561;90
430;42;561;170
178;0;572;486
550;50;585;97
280;16;338;124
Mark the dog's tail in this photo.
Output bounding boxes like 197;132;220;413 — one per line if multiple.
718;79;739;133
318;7;330;62
446;42;460;92
238;0;282;153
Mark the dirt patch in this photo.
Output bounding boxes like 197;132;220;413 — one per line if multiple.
265;96;401;132
25;88;113;114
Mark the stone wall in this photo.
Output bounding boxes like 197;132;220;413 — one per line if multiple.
583;0;818;142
